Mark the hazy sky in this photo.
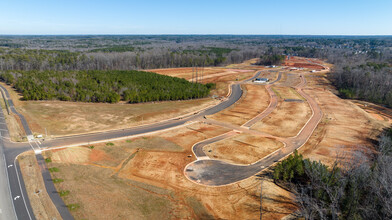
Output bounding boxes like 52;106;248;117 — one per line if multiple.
0;0;391;35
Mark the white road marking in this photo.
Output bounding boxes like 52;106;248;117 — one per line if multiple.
13;196;20;200
7;165;13;168
2;154;17;219
33;141;41;149
14;157;33;220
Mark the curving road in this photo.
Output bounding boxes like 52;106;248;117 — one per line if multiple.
0;69;323;218
184;73;323;186
0;70;268;219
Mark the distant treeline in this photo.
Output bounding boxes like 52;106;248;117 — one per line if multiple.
1;35;392;107
0;47;250;71
331;61;392;107
0;70;213;103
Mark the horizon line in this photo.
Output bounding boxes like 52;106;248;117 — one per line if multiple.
1;34;392;37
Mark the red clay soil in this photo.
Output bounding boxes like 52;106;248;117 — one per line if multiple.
89;149;111;163
284;56;326;70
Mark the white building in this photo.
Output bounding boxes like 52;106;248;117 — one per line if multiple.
254;78;269;83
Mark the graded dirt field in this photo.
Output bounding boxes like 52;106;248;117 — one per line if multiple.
209;84;270;126
43;120;297;219
19;58;392;219
17;98;217;137
0;65;257;139
284;56;326;70
276;72;302;87
351;100;392;124
252;100;312;137
18;152;62;220
148;67;256;97
272;86;305;100
298;73;389;165
43;123;229;219
203;133;284;164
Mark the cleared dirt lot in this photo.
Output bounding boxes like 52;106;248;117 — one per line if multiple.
252;100;312;137
209;84;270;126
284;56;326;70
149;67;256;97
44;121;296;219
272;86;305;100
1;66;256;139
351;100;392;124
20;58;391;219
203;133;284;164
18;98;216;137
299;73;389;165
276;72;302;87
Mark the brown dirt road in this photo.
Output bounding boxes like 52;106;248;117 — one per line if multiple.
185;72;323;186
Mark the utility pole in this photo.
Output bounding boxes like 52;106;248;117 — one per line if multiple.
260;179;263;220
201;62;204;84
195;65;198;84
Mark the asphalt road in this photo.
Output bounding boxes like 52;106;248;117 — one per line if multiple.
0;85;33;137
0;70;264;219
185;73;324;186
36;154;74;220
242;71;282;127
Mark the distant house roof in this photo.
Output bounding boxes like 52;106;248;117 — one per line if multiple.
255;78;269;82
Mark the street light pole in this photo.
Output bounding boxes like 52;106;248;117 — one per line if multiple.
260;178;263;220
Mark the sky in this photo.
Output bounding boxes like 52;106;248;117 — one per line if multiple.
0;0;391;35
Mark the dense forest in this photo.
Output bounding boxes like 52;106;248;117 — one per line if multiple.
0;35;391;106
332;62;392;107
273;128;392;219
0;70;212;103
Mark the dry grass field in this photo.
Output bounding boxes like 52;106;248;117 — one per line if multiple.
20;98;216;138
298;73;389;165
252;101;312;137
1;65;257;139
43;120;297;219
19;58;392;219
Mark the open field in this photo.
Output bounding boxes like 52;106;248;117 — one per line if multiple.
18;57;392;219
147;67;254;82
146;67;225;80
252;101;312;137
275;72;302;87
19;98;217;137
43;123;287;219
148;67;256;97
0;65;256;139
351;100;392;124
284;56;326;70
18;152;62;220
0;78;219;138
203;133;284;164
43;121;296;219
272;86;305;100
299;73;389;165
209;84;270;126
